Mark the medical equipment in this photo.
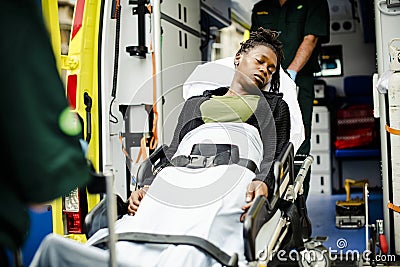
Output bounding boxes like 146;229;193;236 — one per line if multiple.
336;178;369;229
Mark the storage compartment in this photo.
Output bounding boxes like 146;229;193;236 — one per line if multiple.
161;0;200;31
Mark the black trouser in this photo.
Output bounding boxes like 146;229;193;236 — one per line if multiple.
295;74;315;200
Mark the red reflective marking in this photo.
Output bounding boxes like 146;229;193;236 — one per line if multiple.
71;0;85;40
67;74;77;109
64;212;82;234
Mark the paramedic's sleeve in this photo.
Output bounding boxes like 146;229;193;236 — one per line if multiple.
250;5;261;32
304;0;330;43
1;0;91;204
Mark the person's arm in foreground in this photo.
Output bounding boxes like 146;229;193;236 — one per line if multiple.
2;0;91;205
0;0;91;253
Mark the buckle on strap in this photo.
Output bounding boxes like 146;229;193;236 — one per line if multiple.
170;144;258;173
188;155;215;168
171;153;233;169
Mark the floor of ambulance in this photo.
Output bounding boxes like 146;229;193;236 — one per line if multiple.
307;192;383;253
292;191;400;267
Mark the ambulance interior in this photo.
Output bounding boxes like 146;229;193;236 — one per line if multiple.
8;0;400;266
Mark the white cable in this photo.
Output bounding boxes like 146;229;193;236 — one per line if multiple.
378;0;400;16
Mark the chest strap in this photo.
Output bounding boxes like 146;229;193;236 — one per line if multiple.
171;144;259;173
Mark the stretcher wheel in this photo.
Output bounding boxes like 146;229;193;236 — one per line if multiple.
298;245;331;267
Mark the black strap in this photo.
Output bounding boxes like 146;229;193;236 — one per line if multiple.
171;155;258;173
170;144;258;173
92;232;238;267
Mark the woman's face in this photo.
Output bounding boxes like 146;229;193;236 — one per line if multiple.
235;45;277;91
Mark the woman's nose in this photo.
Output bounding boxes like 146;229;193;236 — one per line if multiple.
259;65;268;77
259;64;268;73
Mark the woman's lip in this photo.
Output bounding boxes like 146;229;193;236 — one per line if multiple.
254;74;264;85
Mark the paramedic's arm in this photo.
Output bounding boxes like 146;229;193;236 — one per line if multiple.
240;181;268;222
287;35;318;76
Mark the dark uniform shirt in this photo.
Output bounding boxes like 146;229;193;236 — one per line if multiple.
0;0;90;252
251;0;330;75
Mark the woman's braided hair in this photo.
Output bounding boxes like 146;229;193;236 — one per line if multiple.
236;27;283;93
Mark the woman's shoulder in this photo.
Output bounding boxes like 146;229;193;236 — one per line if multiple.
186;87;229;101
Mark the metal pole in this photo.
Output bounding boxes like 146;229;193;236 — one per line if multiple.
153;0;163;144
374;0;392;252
105;170;117;267
293;156;314;196
365;183;369;253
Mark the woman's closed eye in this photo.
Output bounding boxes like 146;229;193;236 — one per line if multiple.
255;57;275;73
267;66;276;75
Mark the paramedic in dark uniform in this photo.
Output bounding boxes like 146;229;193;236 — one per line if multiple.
0;0;91;265
251;0;330;199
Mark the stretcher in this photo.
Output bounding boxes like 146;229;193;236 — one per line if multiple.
81;123;330;267
30;57;326;266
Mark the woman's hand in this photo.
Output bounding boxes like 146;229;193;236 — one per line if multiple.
240;180;268;222
127;187;148;215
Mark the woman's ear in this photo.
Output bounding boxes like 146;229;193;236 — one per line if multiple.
234;53;242;68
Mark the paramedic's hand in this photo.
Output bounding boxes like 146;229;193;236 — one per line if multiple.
127;187;148;215
240;180;268;222
286;69;297;81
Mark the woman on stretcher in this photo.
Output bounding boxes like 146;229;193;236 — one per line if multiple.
31;27;290;267
128;27;289;219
